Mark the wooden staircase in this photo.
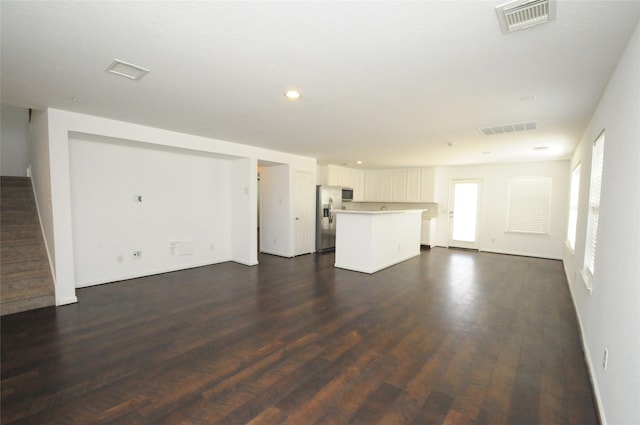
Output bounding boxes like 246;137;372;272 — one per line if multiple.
1;176;55;315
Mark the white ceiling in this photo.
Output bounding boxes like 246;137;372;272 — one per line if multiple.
1;1;639;168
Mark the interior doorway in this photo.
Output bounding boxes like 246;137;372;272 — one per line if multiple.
448;179;481;250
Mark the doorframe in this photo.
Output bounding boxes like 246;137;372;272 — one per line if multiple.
448;179;482;250
292;170;315;256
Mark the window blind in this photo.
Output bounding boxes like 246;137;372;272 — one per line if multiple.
566;164;581;251
507;177;552;234
585;133;605;276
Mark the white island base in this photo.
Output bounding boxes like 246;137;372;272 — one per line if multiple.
333;210;423;274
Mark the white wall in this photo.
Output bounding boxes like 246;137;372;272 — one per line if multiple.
32;108;315;305
231;157;258;266
1;104;30;176
434;160;570;259
259;164;291;257
28;110;58;289
69;134;234;287
563;22;640;425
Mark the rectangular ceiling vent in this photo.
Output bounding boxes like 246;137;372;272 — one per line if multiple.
479;121;537;136
106;59;149;81
495;0;556;34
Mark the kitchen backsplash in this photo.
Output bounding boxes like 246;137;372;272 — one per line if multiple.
343;202;438;220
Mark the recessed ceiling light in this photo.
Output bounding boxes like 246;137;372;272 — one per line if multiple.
533;146;549;151
520;95;536;102
106;59;149;81
284;90;301;101
70;97;83;103
356;161;363;165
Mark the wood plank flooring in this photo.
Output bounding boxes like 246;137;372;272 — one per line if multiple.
1;248;598;424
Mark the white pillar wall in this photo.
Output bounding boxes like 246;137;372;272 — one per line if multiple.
36;109;315;305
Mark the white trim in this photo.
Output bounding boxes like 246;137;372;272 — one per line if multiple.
479;248;562;260
233;258;259;266
30;178;59;296
74;258;236;288
564;265;606;425
580;268;594;295
56;295;78;306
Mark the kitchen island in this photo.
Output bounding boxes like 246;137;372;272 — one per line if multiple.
333;209;423;274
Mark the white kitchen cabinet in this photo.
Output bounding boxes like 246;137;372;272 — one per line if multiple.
406;168;421;202
364;170;382;201
380;170;394;201
420;219;431;246
318;165;338;186
420;167;435;201
361;166;435;202
351;169;364;201
336;166;352;188
392;170;407;202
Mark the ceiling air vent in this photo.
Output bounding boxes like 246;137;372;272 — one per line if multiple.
495;0;556;34
479;121;537;136
106;59;149;81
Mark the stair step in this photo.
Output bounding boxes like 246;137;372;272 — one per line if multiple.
0;176;31;187
1;242;47;263
1;211;39;226
1;197;36;212
0;185;33;198
1;258;50;281
1;177;56;315
1;275;55;302
1;295;56;316
1;224;42;243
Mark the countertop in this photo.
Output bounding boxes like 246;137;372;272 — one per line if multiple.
332;209;425;215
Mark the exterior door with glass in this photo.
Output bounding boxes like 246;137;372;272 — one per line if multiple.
448;179;481;250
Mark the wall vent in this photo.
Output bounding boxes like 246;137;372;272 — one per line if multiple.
495;0;556;34
479;121;537;136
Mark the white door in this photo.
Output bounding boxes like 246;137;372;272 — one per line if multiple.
293;171;315;256
449;179;481;249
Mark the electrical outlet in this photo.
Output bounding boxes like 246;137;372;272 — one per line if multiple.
133;250;142;259
602;347;608;370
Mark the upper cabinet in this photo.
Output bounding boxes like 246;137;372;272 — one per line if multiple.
364;170;382;201
420;167;434;201
320;165;434;203
406;168;421;202
392;169;407;202
364;167;434;202
318;165;364;201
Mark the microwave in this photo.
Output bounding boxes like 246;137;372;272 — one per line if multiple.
341;187;354;202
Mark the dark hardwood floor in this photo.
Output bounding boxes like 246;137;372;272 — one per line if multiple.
1;248;598;424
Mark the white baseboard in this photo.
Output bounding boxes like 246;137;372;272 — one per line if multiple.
75;258;233;288
56;296;78;306
564;262;607;425
479;248;562;260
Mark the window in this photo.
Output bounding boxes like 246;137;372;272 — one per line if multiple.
584;132;605;279
566;163;581;251
506;177;552;234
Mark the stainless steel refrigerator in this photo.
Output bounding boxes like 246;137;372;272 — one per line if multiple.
316;185;343;252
